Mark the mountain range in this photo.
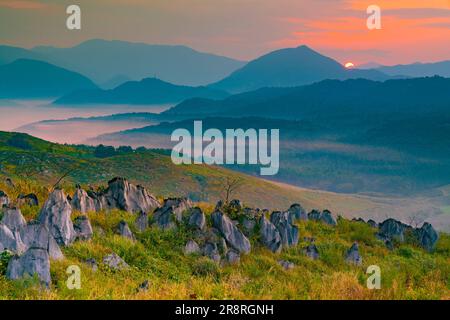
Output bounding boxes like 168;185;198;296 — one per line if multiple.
209;45;390;93
0;59;97;98
54;78;229;105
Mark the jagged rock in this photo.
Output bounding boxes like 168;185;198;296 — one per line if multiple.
304;244;319;260
73;215;93;241
135;211;148;232
71;188;96;213
211;211;251;254
103;253;129;271
203;242;221;263
116;220;135;240
0;223;25;254
87;190;108;212
218;237;228;255
0;191;9;208
85;258;98;272
352;217;366;223
19;221;64;260
278;260;295;270
225;250;240;264
1;208;26;231
17;193;39;207
104;177;160;213
6;248;51;286
320;210;337;226
215;200;224;211
288;203;307;221
153;198;192;230
378;218;409;243
308;209;321;221
367;219;378;228
184;240;201;255
270;211;299;247
259;215;282;253
38;189;76;247
188;207;206;230
345;242;363;266
414;222;439;252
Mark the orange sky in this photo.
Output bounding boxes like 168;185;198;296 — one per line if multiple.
0;0;449;65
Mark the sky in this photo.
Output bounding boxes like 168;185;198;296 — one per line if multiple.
0;0;449;66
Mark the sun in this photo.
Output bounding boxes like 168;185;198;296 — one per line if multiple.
345;62;355;69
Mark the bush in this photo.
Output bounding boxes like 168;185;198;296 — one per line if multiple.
0;250;13;275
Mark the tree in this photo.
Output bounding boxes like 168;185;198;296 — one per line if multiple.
219;176;245;204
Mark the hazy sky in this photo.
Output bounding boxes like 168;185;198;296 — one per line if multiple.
1;0;449;65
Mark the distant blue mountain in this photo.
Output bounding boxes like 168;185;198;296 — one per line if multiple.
209;45;389;93
0;59;97;98
0;45;44;65
54;77;229;105
31;39;246;86
376;61;450;78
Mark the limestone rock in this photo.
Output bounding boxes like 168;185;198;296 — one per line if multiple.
203;242;221;263
135;211;149;232
288;203;307;221
73;215;93;241
6;248;51;286
414;222;439;252
0;191;9;208
19;221;64;260
1;208;26;231
104;177;160;213
211;211;251;254
0;223;25;254
184;240;201;255
188;207;206;230
345;242;363;266
378;218;409;243
116;220;135;240
270;211;299;247
320;210;337;226
103;253;129;271
304;244;319;260
225;250;240;264
153;198;192;230
71;188;96;213
259;215;282;253
38;189;75;247
278;260;295;270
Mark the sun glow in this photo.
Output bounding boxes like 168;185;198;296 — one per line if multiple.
345;62;355;69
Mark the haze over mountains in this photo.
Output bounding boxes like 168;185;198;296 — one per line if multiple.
0;59;97;98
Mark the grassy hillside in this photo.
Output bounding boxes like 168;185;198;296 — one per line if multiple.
1;131;448;231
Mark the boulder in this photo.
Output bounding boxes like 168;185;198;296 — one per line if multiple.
378;218;409;242
270;211;299;247
137;280;150;292
6;248;51;286
320;210;337;226
345;242;363;266
38;189;76;247
0;191;9;208
288;203;307;221
308;209;321;221
1;208;26;231
259;216;282;253
242;218;256;235
71;188;96;213
414;222;439;252
184;240;201;255
135;211;149;232
211;211;251;254
17;193;39;207
0;223;25;254
19;221;64;260
187;207;206;230
203;242;221;264
225;250;240;264
153;198;192;230
304;244;319;260
103;253;129;271
278;260;295;270
85;258;98;272
73;215;93;241
103;177;160;213
116;220;135;240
